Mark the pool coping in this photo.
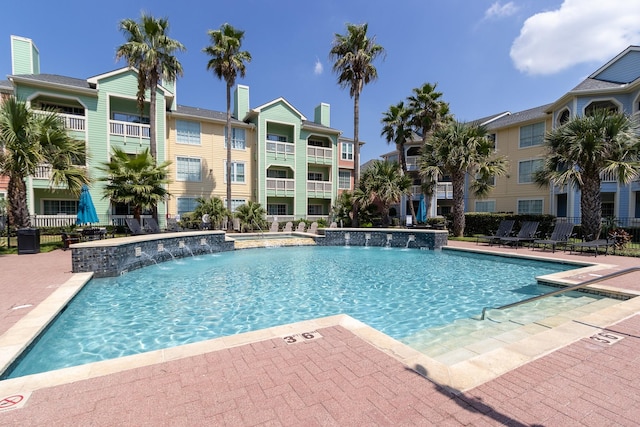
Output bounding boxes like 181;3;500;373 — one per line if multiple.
1;247;638;396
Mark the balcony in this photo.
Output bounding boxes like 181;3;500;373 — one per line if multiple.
406;156;419;171
437;182;453;199
307;181;332;196
266;141;294;156
109;120;150;143
34;163;53;179
307;146;332;164
34;111;86;132
266;178;295;196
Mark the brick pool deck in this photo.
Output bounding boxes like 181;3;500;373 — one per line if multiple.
1;241;640;426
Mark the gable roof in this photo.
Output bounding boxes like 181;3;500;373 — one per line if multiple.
8;73;94;90
170;104;247;125
250;97;307;120
485;104;553;130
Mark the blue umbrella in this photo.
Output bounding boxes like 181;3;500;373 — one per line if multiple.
76;184;99;225
417;193;427;223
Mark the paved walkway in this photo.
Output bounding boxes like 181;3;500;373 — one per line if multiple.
1;242;639;425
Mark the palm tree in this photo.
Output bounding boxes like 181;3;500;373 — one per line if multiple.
419;121;508;237
203;23;251;223
193;196;229;229
116;13;186;161
535;109;640;240
0;97;89;228
235;200;266;232
330;23;385;226
407;82;451;218
380;101;416;221
356;160;411;227
98;148;171;222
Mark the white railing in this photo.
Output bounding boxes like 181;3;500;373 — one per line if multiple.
30;214;77;227
307;181;332;193
600;170;616;182
266;141;294;156
410;185;422;195
307;146;332;160
34;111;86;131
109;120;150;140
406;156;419;171
266;178;295;193
34;163;53;179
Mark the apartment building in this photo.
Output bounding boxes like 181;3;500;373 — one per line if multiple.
2;35;351;227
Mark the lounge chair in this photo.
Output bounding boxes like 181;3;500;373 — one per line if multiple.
308;222;318;234
143;217;162;234
269;221;279;232
283;222;293;232
125;218;146;235
166;218;184;232
532;222;574;253
569;236;616;257
61;232;81;250
500;221;539;249
296;222;307;232
476;220;515;246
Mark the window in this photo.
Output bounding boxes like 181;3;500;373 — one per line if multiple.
268;204;287;216
558;109;570;125
308;205;323;215
177;197;198;216
176;157;202;182
518;159;544;184
308;139;325;147
518;199;543;214
112;112;149;124
43;200;78;215
341;142;353;160
176;120;201;145
308;172;323;181
38;102;84;116
224;199;246;212
585;100;618;116
487;133;497;150
338;171;351;189
224;161;245;183
519;122;545;148
267;169;288;179
224;127;246;150
267;133;287;142
475;200;496;213
601;193;615;218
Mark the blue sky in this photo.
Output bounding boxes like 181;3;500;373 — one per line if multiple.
3;0;640;162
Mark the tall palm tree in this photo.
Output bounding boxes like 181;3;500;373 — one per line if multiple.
380;101;416;221
0;97;88;228
407;82;451;219
116;13;186;161
98;148;171;222
356;160;411;227
535;109;640;240
203;23;251;224
330;23;385;226
419;121;508;237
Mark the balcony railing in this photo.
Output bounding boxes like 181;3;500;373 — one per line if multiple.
307;181;332;193
307;146;332;160
437;182;453;199
600;170;617;182
266;141;294;156
34;163;53;179
266;178;295;193
406;156;419;171
109;120;150;140
34;111;86;131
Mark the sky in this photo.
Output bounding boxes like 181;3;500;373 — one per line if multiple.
3;0;640;162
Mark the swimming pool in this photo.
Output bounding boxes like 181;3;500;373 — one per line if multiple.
3;246;578;379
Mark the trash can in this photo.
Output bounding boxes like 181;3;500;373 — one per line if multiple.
17;227;40;255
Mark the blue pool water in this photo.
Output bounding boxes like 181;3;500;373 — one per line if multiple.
4;246;576;378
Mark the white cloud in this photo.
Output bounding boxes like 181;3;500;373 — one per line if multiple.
510;0;640;75
484;1;518;19
314;58;323;75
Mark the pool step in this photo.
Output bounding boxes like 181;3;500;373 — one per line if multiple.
402;294;620;364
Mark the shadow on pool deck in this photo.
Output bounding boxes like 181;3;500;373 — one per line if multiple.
1;241;640;425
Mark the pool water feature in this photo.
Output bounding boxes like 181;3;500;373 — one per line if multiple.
3;247;579;379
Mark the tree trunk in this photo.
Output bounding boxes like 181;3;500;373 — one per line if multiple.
451;171;466;237
149;74;159;222
351;87;361;227
8;174;29;228
581;175;602;240
397;143;416;223
225;83;233;231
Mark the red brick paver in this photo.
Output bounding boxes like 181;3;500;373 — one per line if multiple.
1;243;640;426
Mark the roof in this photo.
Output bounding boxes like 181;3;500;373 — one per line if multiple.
9;73;93;90
0;79;12;91
485;104;553;129
172;105;230;122
302;119;341;135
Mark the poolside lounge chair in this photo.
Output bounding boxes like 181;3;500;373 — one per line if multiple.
269;221;279;232
308;222;318;234
569;236;616;257
283;222;293;232
61;232;81;250
125;218;146;235
166;218;184;232
476;220;515;246
500;221;539;249
143;217;162;234
296;222;307;233
532;222;574;253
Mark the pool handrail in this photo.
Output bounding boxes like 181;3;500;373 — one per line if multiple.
480;266;640;320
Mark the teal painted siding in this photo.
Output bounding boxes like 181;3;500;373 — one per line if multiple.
11;36;38;75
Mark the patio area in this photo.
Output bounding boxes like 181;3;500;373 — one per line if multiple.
1;241;640;425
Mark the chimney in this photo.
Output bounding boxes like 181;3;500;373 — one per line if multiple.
234;85;250;119
11;35;40;75
314;103;330;127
